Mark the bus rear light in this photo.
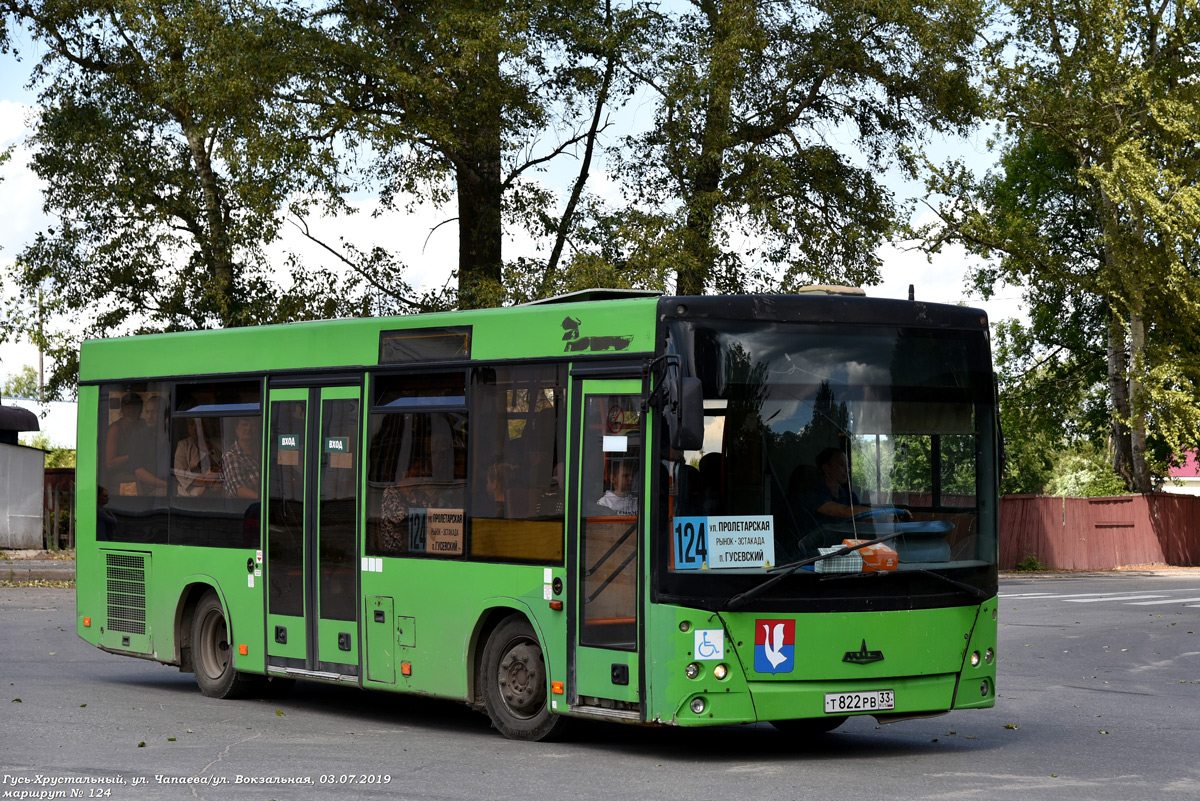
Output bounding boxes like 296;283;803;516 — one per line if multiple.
551;681;564;695
83;617;91;627
401;661;412;677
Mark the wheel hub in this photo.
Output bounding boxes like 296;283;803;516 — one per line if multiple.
498;641;544;716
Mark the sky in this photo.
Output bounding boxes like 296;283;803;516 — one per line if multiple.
0;41;1023;447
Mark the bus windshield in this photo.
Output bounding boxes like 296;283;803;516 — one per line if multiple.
660;317;998;611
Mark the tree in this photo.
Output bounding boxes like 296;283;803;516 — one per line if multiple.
289;0;646;307
2;364;38;400
610;0;987;295
919;0;1200;492
0;0;407;392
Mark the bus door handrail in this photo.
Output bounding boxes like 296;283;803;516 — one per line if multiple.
582;519;637;579
585;549;637;605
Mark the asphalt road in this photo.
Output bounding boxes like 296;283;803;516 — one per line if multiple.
1;572;1198;801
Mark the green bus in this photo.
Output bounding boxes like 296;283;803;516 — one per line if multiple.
76;289;998;740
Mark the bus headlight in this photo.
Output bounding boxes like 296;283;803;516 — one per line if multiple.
970;650;981;667
985;648;995;664
685;663;701;680
713;664;729;680
690;697;706;714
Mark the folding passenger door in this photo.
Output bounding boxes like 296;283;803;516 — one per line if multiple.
568;377;644;714
263;383;363;680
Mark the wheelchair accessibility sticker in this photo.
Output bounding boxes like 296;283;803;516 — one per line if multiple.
694;629;725;660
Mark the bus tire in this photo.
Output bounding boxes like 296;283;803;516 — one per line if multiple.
481;616;564;741
771;715;848;736
192;591;256;699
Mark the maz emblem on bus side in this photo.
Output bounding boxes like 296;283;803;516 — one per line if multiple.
843;640;885;665
561;316;633;353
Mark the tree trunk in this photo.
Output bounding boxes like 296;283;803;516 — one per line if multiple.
453;31;503;310
455;155;503;309
1106;307;1134;490
1128;302;1152;492
185;128;236;324
678;0;754;296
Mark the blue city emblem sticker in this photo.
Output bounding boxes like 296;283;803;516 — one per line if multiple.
754;619;795;673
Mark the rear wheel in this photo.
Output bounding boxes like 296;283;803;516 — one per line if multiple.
192;591;257;699
481;616;564;741
771;715;848;736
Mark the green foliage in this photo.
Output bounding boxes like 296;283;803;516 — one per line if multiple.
2;365;38;400
18;432;76;468
1013;553;1046;572
1044;442;1128;498
0;0;404;392
610;0;987;294
918;0;1200;492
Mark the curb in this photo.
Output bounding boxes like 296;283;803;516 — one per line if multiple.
2;560;76;582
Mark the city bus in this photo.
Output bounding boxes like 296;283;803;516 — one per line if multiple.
75;289;999;740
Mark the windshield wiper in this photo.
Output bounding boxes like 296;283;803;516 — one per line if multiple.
726;531;905;609
906;569;992;602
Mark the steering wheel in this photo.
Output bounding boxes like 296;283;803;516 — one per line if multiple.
853;507;908;521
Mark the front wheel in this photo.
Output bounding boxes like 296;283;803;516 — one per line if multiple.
191;591;257;699
481;616;565;741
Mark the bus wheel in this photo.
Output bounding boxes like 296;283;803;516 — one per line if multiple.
481;616;564;741
192;591;255;699
771;715;848;736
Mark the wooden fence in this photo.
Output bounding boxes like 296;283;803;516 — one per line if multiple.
999;493;1200;570
44;468;75;551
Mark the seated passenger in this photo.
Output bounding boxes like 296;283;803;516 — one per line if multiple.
222;418;261;499
174;418;220;497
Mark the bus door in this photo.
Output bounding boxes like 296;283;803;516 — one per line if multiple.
264;383;362;680
568;379;643;712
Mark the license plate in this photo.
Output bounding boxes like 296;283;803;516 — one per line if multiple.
824;690;895;714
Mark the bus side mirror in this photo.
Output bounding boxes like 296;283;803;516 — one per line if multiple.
672;377;704;451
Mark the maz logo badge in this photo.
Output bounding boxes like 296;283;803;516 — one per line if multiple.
843;639;885;665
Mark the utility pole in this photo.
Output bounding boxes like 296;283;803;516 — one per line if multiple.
37;288;44;403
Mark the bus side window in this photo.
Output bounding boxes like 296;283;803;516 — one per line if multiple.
97;382;170;544
468;364;566;563
368;407;467;558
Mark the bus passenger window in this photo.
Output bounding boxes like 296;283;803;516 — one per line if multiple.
97;382;170;544
169;381;263;548
366;388;467;559
468;365;566;564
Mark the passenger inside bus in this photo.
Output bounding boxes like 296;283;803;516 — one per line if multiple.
173;418;220;497
129;395;168;496
483;462;514;518
105;392;142;495
97;485;117;541
222;417;261;499
597;460;638;516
